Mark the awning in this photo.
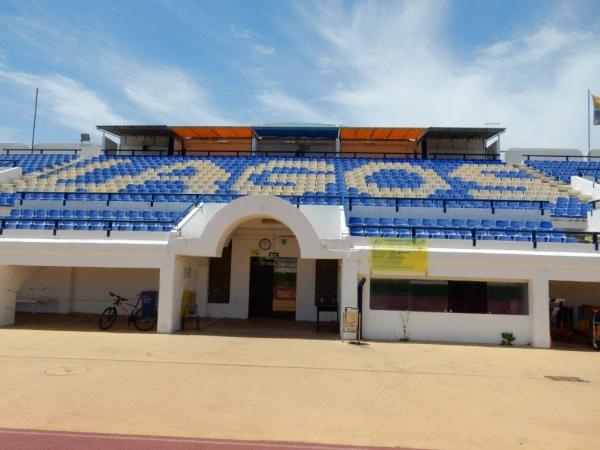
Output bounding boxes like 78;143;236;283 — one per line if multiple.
96;125;172;137
424;127;505;140
340;127;427;141
170;126;253;139
253;126;339;140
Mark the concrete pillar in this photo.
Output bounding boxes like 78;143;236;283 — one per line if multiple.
0;266;37;327
251;137;258;154
529;277;551;348
157;257;190;333
295;258;316;321
196;258;209;317
339;257;360;340
335;137;341;154
157;260;176;333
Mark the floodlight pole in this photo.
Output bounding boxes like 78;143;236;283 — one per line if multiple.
31;88;38;154
588;89;591;158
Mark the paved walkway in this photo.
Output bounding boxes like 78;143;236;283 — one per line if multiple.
0;323;599;449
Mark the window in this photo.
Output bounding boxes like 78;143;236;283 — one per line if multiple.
370;280;447;312
487;283;528;315
208;241;232;303
410;281;448;312
370;279;527;315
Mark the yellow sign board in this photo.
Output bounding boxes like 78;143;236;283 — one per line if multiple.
369;238;428;274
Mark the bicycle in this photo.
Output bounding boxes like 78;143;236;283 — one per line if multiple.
98;291;157;331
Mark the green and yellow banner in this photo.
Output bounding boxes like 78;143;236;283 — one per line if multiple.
369;238;428;274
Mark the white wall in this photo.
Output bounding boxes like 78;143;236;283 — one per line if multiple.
176;196;340;259
207;231;304;319
506;148;583;165
364;309;531;345
571;176;600;201
343;238;600;347
16;267;159;315
427;138;485;155
549;281;600;307
0;266;38;326
0;167;22;184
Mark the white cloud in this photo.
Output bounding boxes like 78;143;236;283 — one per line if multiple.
251;44;275;55
0;69;125;134
257;90;331;123
230;24;254;40
288;0;600;150
117;64;225;124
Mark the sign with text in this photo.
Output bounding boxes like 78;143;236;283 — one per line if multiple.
343;307;359;333
273;257;297;312
369;238;428;275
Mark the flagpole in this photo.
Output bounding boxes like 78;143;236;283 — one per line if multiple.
588;88;591;158
31;88;38;154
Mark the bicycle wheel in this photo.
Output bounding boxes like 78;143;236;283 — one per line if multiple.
99;306;118;330
133;308;157;331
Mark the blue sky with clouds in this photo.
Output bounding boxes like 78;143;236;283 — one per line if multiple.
0;0;599;149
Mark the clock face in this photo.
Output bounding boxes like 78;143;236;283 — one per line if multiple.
259;238;271;250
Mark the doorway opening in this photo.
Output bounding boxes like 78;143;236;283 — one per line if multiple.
249;256;297;319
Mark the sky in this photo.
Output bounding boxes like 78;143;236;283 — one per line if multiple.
0;0;599;150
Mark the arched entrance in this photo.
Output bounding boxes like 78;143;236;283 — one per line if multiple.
170;196;342;336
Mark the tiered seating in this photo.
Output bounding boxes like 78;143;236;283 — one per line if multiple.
11;156;345;200
6;156;582;210
342;158;588;217
0;155;591;234
347;216;577;243
0;208;185;232
526;160;600;183
0;154;78;174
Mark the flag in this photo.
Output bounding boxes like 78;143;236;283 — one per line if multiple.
593;93;600;125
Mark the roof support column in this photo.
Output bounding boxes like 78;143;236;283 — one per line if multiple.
339;256;360;340
251;136;258;154
529;276;550;348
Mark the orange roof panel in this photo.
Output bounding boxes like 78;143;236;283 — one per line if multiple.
170;126;253;139
340;127;427;141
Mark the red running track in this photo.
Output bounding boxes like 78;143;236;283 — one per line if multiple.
0;428;412;450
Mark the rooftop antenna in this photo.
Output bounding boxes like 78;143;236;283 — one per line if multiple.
31;88;38;154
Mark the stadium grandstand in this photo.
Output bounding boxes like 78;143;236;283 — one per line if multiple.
1;123;600;349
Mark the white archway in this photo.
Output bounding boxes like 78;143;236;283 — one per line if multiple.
196;196;323;258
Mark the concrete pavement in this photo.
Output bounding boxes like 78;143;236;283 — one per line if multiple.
0;322;599;449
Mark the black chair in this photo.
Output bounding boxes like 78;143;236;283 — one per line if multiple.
316;296;338;332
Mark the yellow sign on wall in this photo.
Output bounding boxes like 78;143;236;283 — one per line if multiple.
369;238;428;274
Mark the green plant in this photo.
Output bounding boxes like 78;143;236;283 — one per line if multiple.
501;332;516;346
398;310;411;341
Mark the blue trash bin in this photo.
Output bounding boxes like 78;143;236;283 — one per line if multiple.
139;290;158;320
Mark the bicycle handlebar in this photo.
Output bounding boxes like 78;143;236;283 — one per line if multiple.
108;291;126;301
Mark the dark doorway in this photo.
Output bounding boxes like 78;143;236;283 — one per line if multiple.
249;257;274;317
448;281;487;313
249;257;297;319
315;260;338;304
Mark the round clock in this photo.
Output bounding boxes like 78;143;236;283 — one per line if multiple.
259;238;271;251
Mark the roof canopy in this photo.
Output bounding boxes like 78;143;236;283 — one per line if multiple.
170;126;253;139
424;127;505;140
97;125;172;137
97;125;505;142
253;126;339;140
340;127;427;141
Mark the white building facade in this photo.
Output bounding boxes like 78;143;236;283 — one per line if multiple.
2;194;600;348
